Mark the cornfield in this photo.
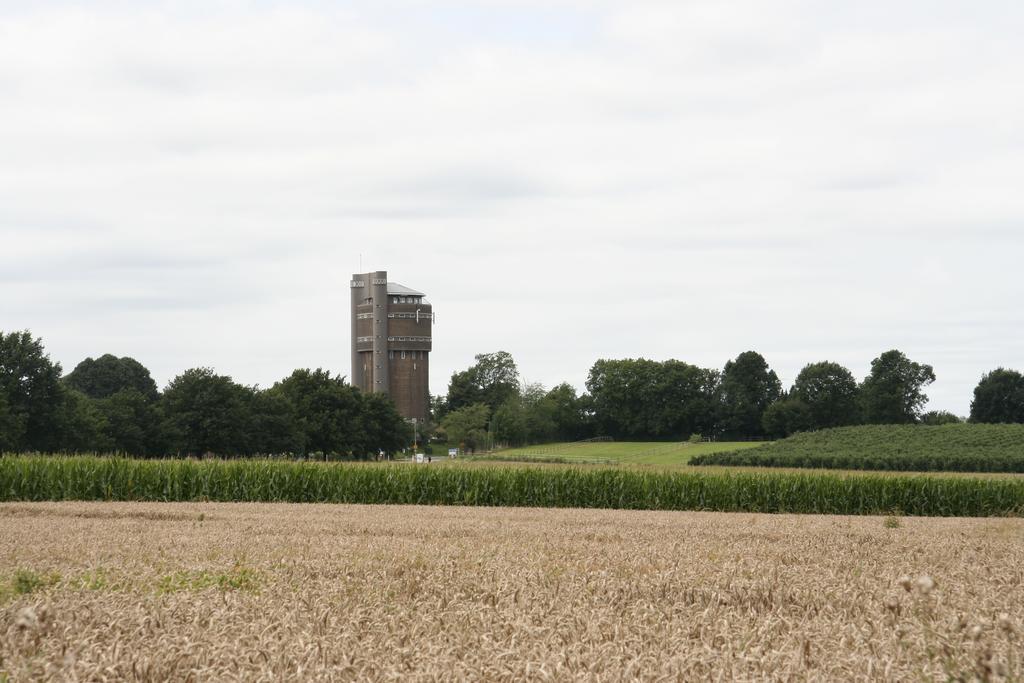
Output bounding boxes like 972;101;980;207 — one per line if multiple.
2;455;1024;516
1;502;1022;680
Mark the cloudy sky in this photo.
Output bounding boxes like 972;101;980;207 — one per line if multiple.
2;1;1022;415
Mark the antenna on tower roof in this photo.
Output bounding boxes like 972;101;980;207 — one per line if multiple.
359;253;362;272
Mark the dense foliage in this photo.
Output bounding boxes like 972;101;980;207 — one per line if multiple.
760;397;813;439
6;328;1024;455
2;455;1022;516
919;410;963;425
717;351;782;438
859;350;935;424
440;403;491;452
444;351;520;414
440;349;1024;446
0;330;409;458
0;331;67;452
64;354;160;401
790;361;860;429
690;424;1024;472
439;352;591;447
447;348;1016;445
586;358;718;440
970;368;1024;424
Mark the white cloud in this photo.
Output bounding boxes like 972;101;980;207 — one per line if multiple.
1;0;1022;414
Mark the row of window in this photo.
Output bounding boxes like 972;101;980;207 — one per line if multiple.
392;296;423;304
358;336;432;345
389;350;427;360
361;313;425;321
387;336;431;343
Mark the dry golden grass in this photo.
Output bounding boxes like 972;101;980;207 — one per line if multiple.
1;503;1022;681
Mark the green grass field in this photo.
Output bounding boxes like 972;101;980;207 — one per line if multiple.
480;440;766;466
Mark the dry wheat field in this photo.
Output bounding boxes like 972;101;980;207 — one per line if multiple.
1;503;1022;681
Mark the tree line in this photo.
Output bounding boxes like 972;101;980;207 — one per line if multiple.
4;329;1024;456
436;350;1024;448
0;330;410;457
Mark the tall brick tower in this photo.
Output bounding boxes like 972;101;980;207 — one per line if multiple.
350;271;433;422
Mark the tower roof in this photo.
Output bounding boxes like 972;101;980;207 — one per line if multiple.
386;282;425;296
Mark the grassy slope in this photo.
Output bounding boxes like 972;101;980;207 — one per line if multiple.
486;441;766;466
690;424;1024;472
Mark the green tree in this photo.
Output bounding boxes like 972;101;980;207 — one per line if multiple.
859;350;935;424
0;330;65;451
586;359;719;440
970;368;1024;424
446;351;519;413
919;410;963;425
96;388;164;456
521;383;557;444
359;392;413;456
429;394;449;424
441;403;490;453
486;383;566;446
541;383;586;442
790;361;860;429
268;369;364;457
586;358;649;438
718;351;782;438
659;361;720;439
0;392;23;452
161;368;254;456
64;354;159;401
492;397;528;446
445;369;479;412
54;388;112;452
761;397;813;439
247;390;303;456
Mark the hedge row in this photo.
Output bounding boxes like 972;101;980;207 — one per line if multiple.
691;424;1024;473
690;450;1024;472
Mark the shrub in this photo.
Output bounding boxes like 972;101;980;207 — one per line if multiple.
690;424;1024;473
